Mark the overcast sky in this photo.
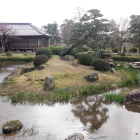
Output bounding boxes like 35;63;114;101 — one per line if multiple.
0;0;140;28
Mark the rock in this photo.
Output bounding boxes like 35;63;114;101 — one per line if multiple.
72;61;78;67
125;90;140;104
44;76;55;90
85;73;98;82
110;67;115;73
21;67;35;74
37;64;46;70
109;62;116;68
61;55;75;61
66;133;84;140
2;120;23;134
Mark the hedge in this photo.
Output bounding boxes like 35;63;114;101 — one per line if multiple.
112;56;140;62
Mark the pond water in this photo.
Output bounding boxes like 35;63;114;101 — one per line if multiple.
0;61;140;140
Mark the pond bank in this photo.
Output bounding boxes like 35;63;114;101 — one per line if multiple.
0;87;140;140
0;56;139;103
0;53;34;61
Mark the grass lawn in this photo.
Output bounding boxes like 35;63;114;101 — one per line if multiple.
0;56;139;103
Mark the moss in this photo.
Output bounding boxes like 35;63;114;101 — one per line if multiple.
2;120;23;134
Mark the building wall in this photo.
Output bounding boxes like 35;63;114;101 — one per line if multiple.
10;36;49;50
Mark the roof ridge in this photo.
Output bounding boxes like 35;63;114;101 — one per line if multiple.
29;23;45;35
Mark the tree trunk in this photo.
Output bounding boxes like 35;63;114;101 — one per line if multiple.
59;43;78;56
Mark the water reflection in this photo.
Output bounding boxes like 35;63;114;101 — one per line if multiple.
0;61;27;84
125;104;140;113
71;95;109;132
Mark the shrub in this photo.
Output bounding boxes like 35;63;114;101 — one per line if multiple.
112;56;140;62
92;59;110;71
33;55;48;67
49;46;64;55
36;47;52;58
71;47;89;58
112;48;118;53
61;55;75;61
78;53;93;66
129;47;138;53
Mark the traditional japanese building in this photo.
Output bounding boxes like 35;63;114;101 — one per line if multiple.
0;23;51;52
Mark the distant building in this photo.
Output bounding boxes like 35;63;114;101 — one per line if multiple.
0;23;51;52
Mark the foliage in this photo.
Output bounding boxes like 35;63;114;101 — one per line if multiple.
60;19;74;47
71;46;89;58
112;47;118;53
118;69;140;87
112;56;140;62
36;47;52;58
70;9;110;51
104;93;125;103
0;23;16;53
129;47;138;53
0;54;34;61
92;59;110;71
42;21;61;45
33;55;48;67
129;15;140;53
109;19;130;53
49;46;64;55
78;53;93;66
10;83;112;103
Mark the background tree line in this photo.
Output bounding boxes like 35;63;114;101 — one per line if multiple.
35;8;140;54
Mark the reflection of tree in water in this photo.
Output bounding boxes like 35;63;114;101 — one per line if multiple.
71;95;109;132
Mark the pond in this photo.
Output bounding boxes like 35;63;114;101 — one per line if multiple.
0;61;140;140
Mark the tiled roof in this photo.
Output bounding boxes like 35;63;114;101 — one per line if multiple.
0;23;51;37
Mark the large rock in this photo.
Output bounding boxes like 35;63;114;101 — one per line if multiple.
85;73;98;82
37;64;46;70
21;67;35;74
125;90;140;104
66;133;84;140
2;120;23;134
44;76;55;90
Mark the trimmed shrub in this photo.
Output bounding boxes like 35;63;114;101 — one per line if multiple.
33;55;48;67
112;56;140;62
112;48;118;53
49;46;64;55
129;47;138;53
71;47;89;58
92;59;110;71
78;53;93;66
36;47;52;58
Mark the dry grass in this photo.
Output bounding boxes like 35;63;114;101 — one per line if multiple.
0;56;121;95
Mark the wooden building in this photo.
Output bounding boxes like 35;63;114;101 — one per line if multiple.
0;23;51;52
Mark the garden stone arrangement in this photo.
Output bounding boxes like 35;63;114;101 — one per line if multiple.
44;76;55;90
2;120;23;134
85;73;98;82
125;90;140;104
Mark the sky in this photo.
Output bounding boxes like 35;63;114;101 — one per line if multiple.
0;0;140;28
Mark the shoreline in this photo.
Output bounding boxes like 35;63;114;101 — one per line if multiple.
0;56;139;103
